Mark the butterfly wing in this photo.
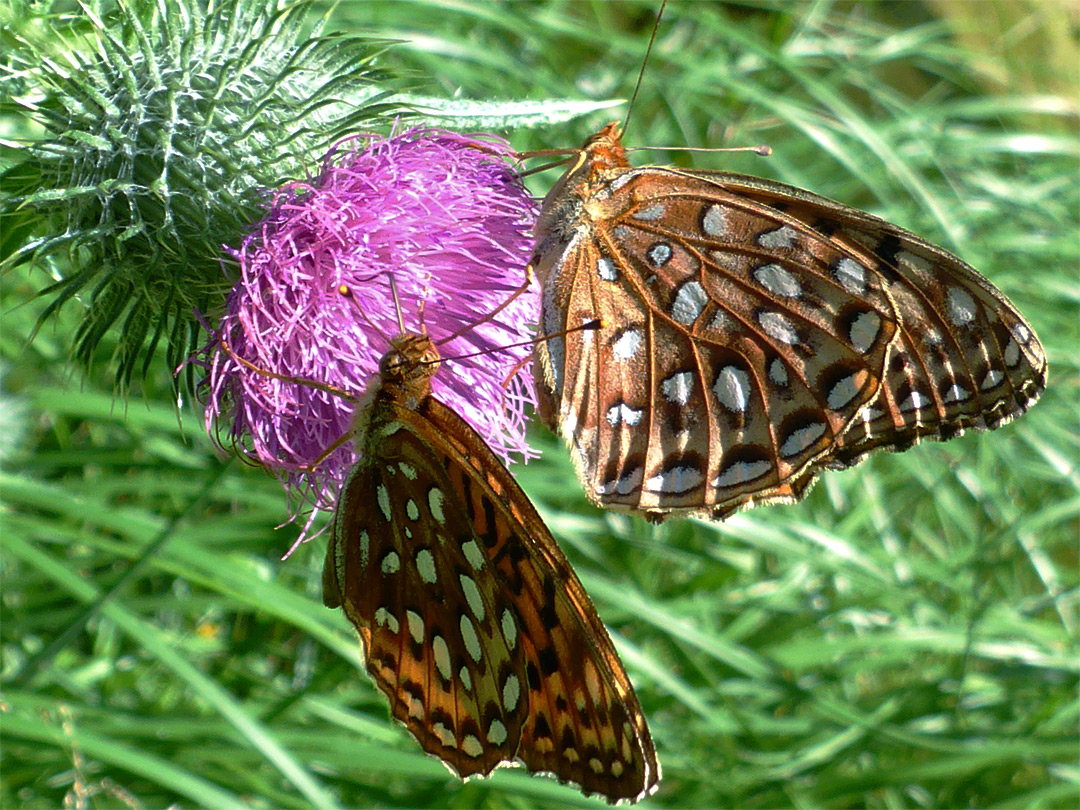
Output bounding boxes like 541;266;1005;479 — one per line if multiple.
324;433;525;780
680;169;1047;459
324;395;659;802
533;158;1045;520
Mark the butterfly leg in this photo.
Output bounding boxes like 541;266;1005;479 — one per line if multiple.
217;332;361;403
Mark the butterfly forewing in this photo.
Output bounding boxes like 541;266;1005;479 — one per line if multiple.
422;396;658;796
325;425;525;778
532;123;1046;520
323;333;659;802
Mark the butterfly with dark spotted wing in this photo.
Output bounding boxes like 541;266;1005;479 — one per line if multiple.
529;119;1046;522
223;284;659;803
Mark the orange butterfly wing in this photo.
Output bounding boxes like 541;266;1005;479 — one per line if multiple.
324;334;659;802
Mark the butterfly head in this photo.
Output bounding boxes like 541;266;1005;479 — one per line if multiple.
575;121;629;176
583;121;625;154
380;333;441;386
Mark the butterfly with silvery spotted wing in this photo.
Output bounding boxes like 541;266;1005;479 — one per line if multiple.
526;30;1046;522
219;277;660;804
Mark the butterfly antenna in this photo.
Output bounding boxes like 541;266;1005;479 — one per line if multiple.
490;319;606;420
626;143;772;157
217;329;361;404
387;273;408;335
622;0;668;134
443;318;603;364
435;267;535;347
517;156;576;177
338;284;393;347
415;274;436;336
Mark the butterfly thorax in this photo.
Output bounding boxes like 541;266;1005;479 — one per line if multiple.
533;123;634;284
351;333;441;455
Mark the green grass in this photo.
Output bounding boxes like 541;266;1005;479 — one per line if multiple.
3;1;1077;808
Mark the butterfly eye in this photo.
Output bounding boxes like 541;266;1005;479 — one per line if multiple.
381;351;405;376
584;122;620;147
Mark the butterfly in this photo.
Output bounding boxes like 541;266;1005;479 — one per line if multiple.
529;122;1046;521
305;315;660;802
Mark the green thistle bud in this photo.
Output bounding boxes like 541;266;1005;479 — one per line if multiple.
1;0;396;392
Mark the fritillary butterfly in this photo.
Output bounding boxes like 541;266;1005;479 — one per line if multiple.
530;122;1046;520
229;293;660;802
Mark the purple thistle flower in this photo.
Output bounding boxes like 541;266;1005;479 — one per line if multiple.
202;127;539;549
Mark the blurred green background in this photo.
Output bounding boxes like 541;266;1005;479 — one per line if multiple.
3;1;1077;808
